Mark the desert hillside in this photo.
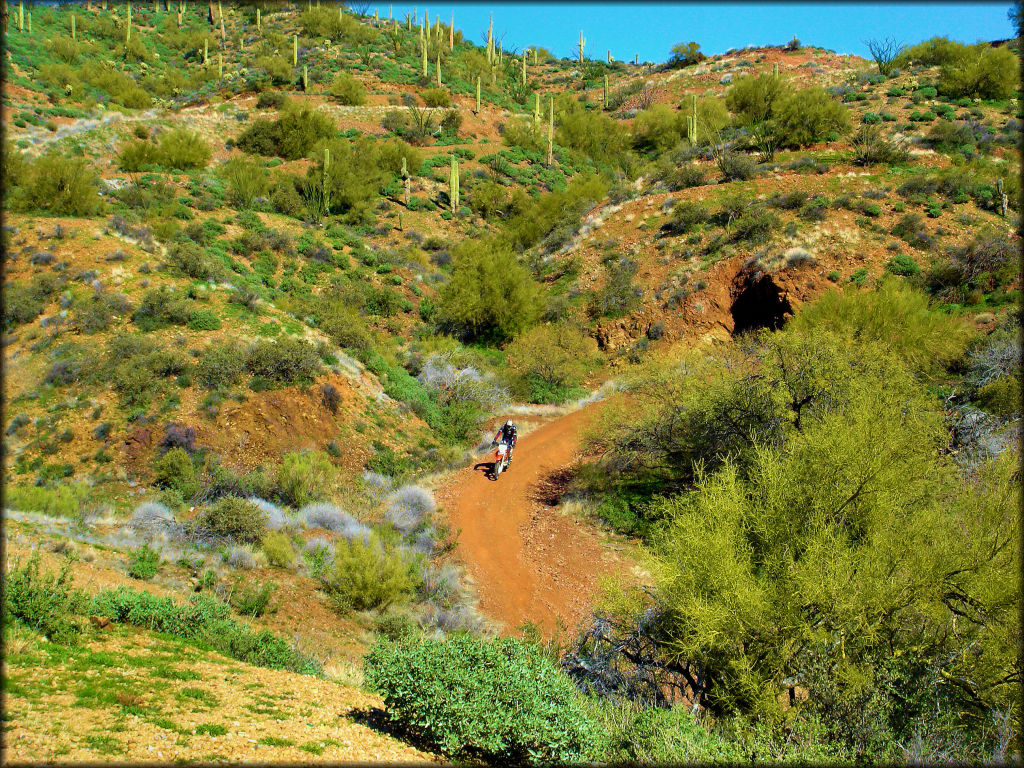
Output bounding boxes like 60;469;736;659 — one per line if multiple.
3;2;1020;764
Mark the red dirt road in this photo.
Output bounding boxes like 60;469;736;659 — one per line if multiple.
437;401;637;639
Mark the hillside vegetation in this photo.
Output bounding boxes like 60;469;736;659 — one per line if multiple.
3;2;1020;763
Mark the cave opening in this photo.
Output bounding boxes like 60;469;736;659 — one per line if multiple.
730;274;793;335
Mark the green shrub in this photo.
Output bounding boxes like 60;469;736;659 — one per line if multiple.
188;309;222;331
506;324;596;404
4;484;89;518
4;552;86;645
152;447;199;499
218;156;269;208
236;104;335;160
938;44;1019;100
725;72;792;124
245;337;321;385
976;375;1020;419
321;536;417;612
435;240;540;342
229;578;277;617
127;544;161;581
132;286;192;330
157;128;211;170
193;496;268;545
165;240;221;281
119;139;162;171
262;532;295;568
885;253;921;277
668;41;704;68
329;72;366;105
631;105;686;153
254;55;293;85
364;634;601;763
90;586;320;674
589;257;642;318
773;86;851;147
196;341;247;390
420;88;451;108
11;152;102;216
276;450;336;508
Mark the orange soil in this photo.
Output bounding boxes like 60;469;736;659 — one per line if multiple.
438;400;636;639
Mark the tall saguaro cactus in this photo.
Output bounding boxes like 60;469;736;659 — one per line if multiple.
401;156;410;206
303;65;309;91
203;37;208;64
18;1;23;33
448;10;453;50
607;50;611;63
293;34;298;65
603;74;608;110
436;53;441;86
534;91;540;125
773;62;779;77
255;6;260;30
486;13;493;64
475;76;481;114
578;30;585;63
547;96;554;167
687;93;698;144
421;37;427;77
323;148;331;214
449;157;459;211
219;52;224;78
521;52;526;84
71;14;76;40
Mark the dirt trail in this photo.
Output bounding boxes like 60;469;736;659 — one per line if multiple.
438;399;637;639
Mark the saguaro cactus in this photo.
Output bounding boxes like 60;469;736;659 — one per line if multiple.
486;13;493;64
292;34;298;65
71;14;76;39
603;73;608;110
534;91;540;124
578;30;585;62
401;156;410;206
436;53;441;86
547;96;554;167
773;62;778;77
475;75;480;114
323;148;331;213
303;65;308;91
421;37;427;76
18;1;23;32
607;50;611;63
255;6;260;30
688;93;698;144
203;38;208;64
218;52;224;78
448;10;453;50
449;157;459;211
521;52;526;84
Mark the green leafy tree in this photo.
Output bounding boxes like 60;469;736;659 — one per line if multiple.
506;323;597;403
725;73;793;125
668;41;703;68
773;86;851;147
435;241;540;342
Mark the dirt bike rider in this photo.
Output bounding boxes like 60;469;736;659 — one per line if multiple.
491;419;518;465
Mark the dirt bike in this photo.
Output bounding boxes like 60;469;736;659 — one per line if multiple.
493;440;512;479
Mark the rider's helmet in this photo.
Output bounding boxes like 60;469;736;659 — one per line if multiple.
506;419;513;427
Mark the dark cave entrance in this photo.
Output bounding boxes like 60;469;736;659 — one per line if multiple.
730;274;793;336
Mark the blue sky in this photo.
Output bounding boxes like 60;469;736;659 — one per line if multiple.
376;2;1016;63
